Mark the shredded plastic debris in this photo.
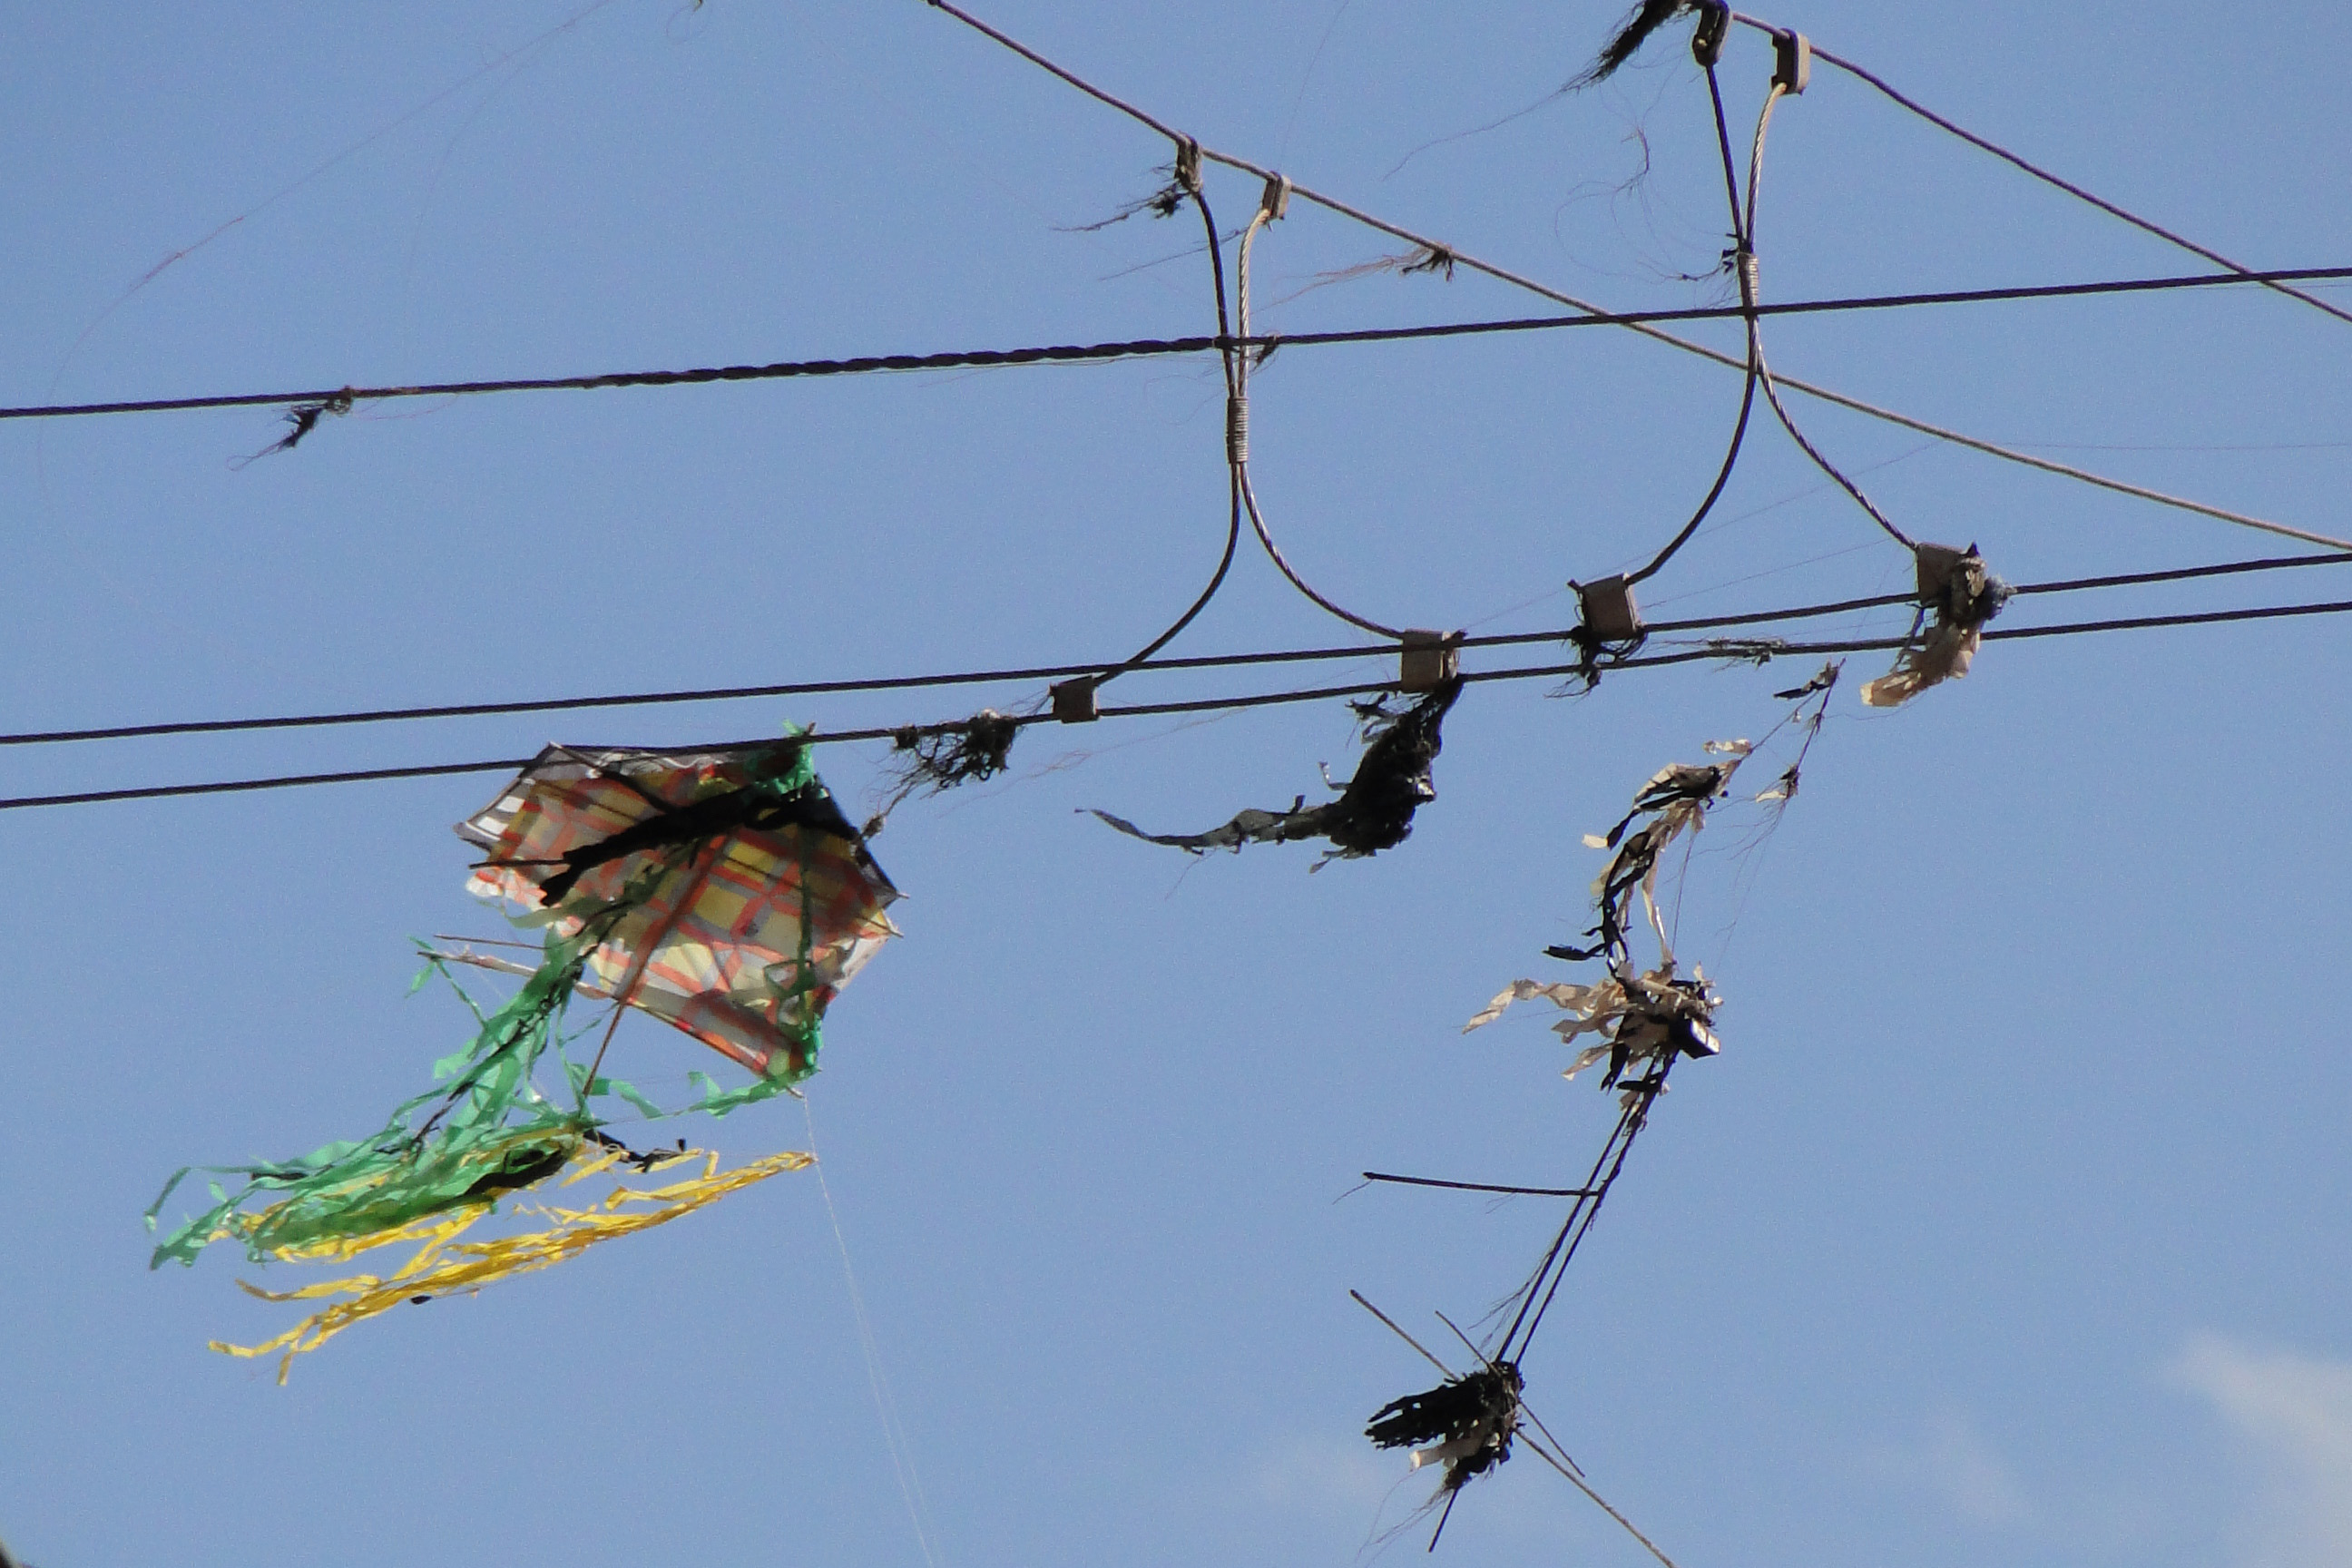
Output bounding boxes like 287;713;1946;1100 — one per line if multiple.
1547;740;1749;965
1466;966;1720;1110
1863;545;2011;707
865;709;1021;836
1574;0;1713;87
230;390;352;468
1091;677;1462;865
1367;1361;1525;1493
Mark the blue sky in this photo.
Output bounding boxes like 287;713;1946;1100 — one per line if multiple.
4;3;2348;1565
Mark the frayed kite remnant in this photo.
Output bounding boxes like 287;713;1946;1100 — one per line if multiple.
1862;545;2011;708
1367;1360;1524;1494
865;710;1021;835
1549;741;1749;965
1090;678;1462;866
230;391;352;467
1573;0;1720;88
1466;965;1720;1111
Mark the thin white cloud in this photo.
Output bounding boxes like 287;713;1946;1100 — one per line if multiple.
1922;1408;2034;1526
1863;1406;2033;1528
2171;1333;2352;1568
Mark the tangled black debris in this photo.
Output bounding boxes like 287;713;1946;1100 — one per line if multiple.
456;1138;573;1200
1398;244;1458;279
1061;146;1200;231
1547;745;1745;964
1367;1361;1525;1494
1573;0;1720;88
1090;677;1462;864
230;390;352;467
1760;660;1841;804
1704;637;1789;667
1063;181;1189;231
586;1128;696;1174
864;710;1021;835
1770;660;1839;701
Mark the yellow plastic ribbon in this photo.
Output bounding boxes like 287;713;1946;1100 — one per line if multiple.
211;1147;813;1382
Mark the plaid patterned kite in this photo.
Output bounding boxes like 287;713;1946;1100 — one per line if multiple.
448;741;900;1084
149;737;899;1379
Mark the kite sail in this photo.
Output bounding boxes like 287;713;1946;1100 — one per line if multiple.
446;740;900;1088
148;737;899;1379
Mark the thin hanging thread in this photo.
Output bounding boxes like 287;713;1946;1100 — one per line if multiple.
802;1095;945;1568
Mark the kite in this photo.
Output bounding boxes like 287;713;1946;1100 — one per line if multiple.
1091;678;1462;865
148;738;900;1379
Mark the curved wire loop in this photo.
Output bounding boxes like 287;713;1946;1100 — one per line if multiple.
1623;57;1764;591
1083;141;1245;697
1231;175;1407;641
1739;64;1916;549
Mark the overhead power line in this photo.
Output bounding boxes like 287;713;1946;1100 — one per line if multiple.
7;549;2344;752
916;1;2352;554
8;593;2352;813
6;267;2347;427
1727;11;2352;330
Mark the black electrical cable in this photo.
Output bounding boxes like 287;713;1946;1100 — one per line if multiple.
6;550;2346;751
1492;1091;1656;1366
9;594;2352;812
911;0;2350;551
9;268;2347;428
1624;60;1761;589
1087;143;1247;690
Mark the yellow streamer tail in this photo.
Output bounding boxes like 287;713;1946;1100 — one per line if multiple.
211;1147;813;1383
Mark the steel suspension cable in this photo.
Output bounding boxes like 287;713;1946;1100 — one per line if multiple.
1727;11;2352;331
7;550;2349;753
1231;176;1406;639
13;594;2352;809
7;269;2348;429
915;0;2352;553
1741;76;1916;550
1088;143;1247;689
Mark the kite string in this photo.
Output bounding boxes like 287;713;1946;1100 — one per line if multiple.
801;1093;945;1568
1517;1429;1684;1568
1489;1094;1642;1363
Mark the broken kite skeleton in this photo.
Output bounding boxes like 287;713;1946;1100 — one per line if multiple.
148;739;899;1379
